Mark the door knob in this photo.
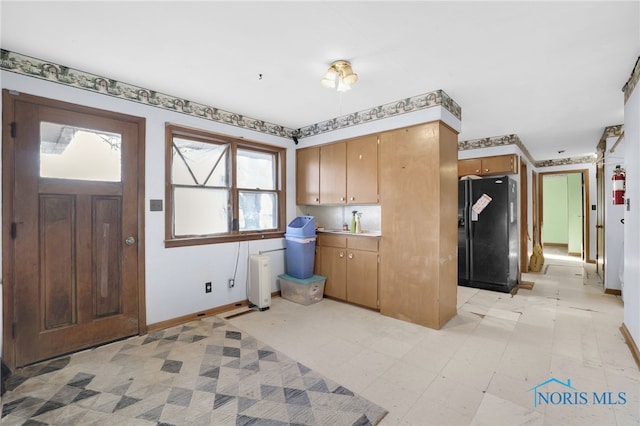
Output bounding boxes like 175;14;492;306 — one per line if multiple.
125;236;136;246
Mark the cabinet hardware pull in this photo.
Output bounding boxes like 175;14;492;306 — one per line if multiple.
350;197;355;201
340;197;345;201
314;197;319;202
339;251;345;258
475;169;480;173
348;253;354;259
484;168;489;172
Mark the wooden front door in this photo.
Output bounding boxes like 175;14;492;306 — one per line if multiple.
3;91;145;368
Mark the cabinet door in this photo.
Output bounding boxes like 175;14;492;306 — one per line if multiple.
481;154;518;175
458;158;482;176
318;246;347;300
346;250;378;309
320;142;347;204
347;135;379;204
296;147;320;204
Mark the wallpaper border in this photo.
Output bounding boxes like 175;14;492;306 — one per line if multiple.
458;133;537;165
457;131;621;168
298;89;461;137
536;124;623;168
0;49;460;141
0;49;292;138
0;49;610;167
623;57;640;104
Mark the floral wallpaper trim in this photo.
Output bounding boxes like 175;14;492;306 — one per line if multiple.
596;124;623;155
601;124;624;140
534;156;596;168
297;90;462;137
458;134;535;165
458;134;521;151
623;57;640;104
458;133;600;168
0;49;293;137
0;49;461;140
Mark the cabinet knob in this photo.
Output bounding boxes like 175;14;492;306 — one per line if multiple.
340;197;345;201
339;251;345;258
348;252;354;259
314;197;319;203
475;169;480;173
350;197;355;201
484;168;489;172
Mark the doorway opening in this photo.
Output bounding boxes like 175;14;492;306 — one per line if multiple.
539;170;590;263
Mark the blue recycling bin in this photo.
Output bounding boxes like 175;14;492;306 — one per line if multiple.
286;216;316;237
285;216;316;279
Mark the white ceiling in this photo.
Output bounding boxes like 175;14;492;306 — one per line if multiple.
1;1;639;162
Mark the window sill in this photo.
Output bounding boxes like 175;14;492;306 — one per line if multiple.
164;231;285;248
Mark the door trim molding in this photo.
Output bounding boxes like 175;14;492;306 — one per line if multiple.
2;90;147;371
519;159;529;275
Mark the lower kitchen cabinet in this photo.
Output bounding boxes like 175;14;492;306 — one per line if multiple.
318;245;347;300
316;234;379;309
345;248;378;308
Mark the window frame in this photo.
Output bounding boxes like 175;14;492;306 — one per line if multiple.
165;124;286;247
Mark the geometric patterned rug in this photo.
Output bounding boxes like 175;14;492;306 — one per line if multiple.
1;316;387;425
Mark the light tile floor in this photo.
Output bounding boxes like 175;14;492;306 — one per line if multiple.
229;251;640;425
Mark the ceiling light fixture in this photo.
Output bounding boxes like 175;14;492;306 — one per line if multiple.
321;60;358;92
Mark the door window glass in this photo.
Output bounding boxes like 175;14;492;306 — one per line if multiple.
40;121;121;182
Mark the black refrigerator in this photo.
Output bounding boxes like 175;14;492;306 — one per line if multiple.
458;176;518;293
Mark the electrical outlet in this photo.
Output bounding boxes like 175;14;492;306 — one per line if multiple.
205;282;212;293
228;278;235;288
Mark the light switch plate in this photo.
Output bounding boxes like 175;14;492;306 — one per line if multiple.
150;199;163;211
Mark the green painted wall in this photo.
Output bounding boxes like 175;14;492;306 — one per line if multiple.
543;175;568;244
567;173;583;254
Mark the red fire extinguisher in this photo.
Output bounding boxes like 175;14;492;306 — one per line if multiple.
612;165;626;205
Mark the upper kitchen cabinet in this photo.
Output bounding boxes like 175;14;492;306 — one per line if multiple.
296;135;379;205
319;142;347;204
458;153;519;177
346;134;379;204
296;146;320;205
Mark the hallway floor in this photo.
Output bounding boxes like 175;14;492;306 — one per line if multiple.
229;252;639;425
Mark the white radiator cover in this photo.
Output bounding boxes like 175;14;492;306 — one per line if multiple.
248;254;271;309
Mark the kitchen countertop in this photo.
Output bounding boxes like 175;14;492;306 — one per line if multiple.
316;229;381;237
